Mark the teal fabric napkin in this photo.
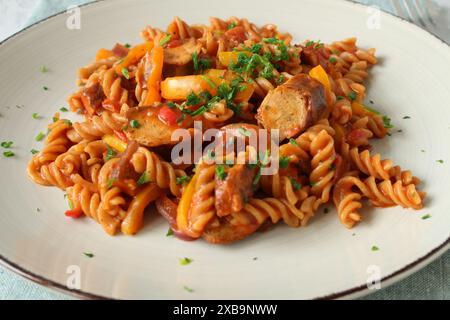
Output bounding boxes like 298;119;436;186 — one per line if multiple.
0;0;447;300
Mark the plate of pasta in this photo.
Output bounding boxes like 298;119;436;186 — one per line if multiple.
0;0;449;300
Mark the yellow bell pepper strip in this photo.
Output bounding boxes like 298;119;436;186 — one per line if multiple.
121;183;162;235
102;134;127;153
176;171;200;238
114;42;154;74
309;65;331;92
95;48;114;61
143;46;164;105
351;102;380;117
218;51;252;67
161;69;254;102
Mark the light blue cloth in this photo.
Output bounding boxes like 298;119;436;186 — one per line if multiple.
0;0;448;300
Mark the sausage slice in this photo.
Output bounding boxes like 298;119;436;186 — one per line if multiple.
124;107;176;147
256;74;327;141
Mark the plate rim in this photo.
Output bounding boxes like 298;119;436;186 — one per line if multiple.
0;0;449;300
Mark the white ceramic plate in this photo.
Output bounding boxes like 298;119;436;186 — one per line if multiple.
0;0;449;300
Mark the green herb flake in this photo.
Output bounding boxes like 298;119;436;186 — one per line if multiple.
36;208;41;212
336;96;345;101
1;141;13;148
106;178;115;189
382;116;394;129
59;107;68;112
290;178;302;191
3;151;14;157
279;156;290;169
35;132;45;142
179;257;193;266
40;66;49;73
159;33;172;47
347;91;357;101
32;112;40;120
403;116;411;119
30;149;39;155
83;252;94;258
436;159;444;164
289;138;298;146
329;57;337;63
124;43;131;48
421;149;425;153
200;75;216;89
176;175;191;185
183;286;194;293
186;92;202;106
43;86;49;91
166;228;174;237
227;22;237;30
216;165;227;181
421;214;431;220
105;146;117;161
371;246;379;252
121;67;130;79
137;172;150;186
130;119;140;129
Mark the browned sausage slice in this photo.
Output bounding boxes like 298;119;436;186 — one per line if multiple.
124;107;177;147
215;164;257;217
256;74;327;141
164;38;202;66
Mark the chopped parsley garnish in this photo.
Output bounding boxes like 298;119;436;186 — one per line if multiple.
166;228;174;236
37;208;41;212
347;91;357;101
176;175;191;185
83;252;94;258
124;43;131;48
336;96;345;101
30;149;39;155
329;57;337;63
179;257;193;266
310;181;317;187
192;52;212;74
382;116;394;129
421;149;425;153
186;92;202;106
290;178;302;191
35;132;45;141
59;107;68;112
159;33;171;47
216;165;227;180
403;116;411;119
421;214;431;220
105;146;116;161
436;159;444;164
1;141;13;148
183;286;194;293
43;86;49;91
40;66;49;73
279;156;290;169
289;138;298;146
227;22;237;30
106;178;115;189
137;172;150;185
32;112;40;119
3;151;14;157
229;52;275;80
130;119;140;129
200;75;216;89
121;67;130;79
371;246;379;252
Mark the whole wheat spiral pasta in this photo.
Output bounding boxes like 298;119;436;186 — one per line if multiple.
27;17;426;243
